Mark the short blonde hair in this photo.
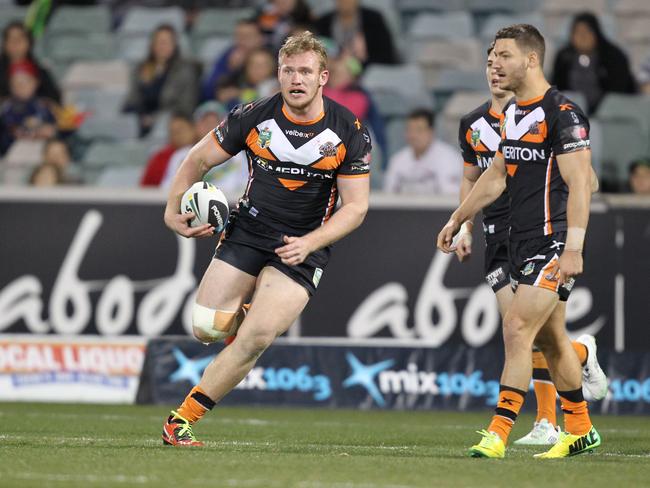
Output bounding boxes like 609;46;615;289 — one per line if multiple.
278;31;328;72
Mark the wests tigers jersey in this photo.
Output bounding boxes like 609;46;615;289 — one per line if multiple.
458;100;510;243
497;87;590;241
213;93;371;234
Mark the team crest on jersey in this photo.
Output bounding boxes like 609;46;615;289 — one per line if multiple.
521;261;535;276
319;141;337;157
528;122;540;135
257;127;272;149
471;129;481;147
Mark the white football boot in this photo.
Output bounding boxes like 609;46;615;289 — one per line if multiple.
513;419;561;445
577;334;609;401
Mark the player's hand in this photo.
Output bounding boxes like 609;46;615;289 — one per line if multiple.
275;235;314;266
455;232;472;262
437;218;460;253
558;250;583;285
164;212;214;239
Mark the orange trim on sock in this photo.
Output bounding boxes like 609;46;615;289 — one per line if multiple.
533;381;557;426
572;341;588;366
560;397;592;435
177;386;211;424
532;350;549;369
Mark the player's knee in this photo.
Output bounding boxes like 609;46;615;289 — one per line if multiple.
502;313;529;346
236;328;276;360
191;303;241;344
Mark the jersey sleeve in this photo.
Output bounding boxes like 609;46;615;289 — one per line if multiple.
550;104;591;156
338;121;372;178
212;103;252;155
458;117;477;167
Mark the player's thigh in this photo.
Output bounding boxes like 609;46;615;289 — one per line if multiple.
196;258;257;310
238;266;310;340
507;284;559;331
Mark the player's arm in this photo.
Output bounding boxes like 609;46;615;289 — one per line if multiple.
164;133;233;238
590;166;599;193
556;149;592;284
437;153;507;253
455;165;481;261
275;175;369;266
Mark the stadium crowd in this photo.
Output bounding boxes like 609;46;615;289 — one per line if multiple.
1;0;649;194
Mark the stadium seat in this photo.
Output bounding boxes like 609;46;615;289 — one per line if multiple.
192;8;256;39
465;0;535;14
46;34;116;64
439;91;490;146
410;38;483;89
361;64;434;116
64;88;126;117
118;7;185;36
479;13;545;43
1;140;45;185
95;166;145;187
83;141;151;167
616;15;650;42
614;0;650;15
408;12;474;40
78;114;139;141
143;111;172;146
62;61;130;94
434;69;487;94
386;117;406;157
46;5;111;35
547;14;618;44
594;94;650;187
397;0;463;13
197;36;232;68
542;0;608;41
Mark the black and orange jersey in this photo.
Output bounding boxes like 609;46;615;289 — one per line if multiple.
212;93;371;234
458;100;510;243
497;87;590;241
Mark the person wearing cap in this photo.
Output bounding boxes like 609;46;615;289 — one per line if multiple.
0;60;56;155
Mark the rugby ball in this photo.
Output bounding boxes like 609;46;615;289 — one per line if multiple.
180;182;229;232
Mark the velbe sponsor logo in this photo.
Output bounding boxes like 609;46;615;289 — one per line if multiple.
285;129;314;138
502;146;546;161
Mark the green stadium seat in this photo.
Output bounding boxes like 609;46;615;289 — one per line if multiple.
117;32;191;63
46;34;116;64
410;38;483;89
78;114;139;141
82;141;151;168
95;166;145;187
118;7;185;36
192;8;255;39
386;118;406;157
197;36;232;67
397;0;463;13
47;5;111;35
361;64;434;116
408;12;473;40
479;13;545;43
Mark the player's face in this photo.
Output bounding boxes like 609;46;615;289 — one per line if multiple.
486;51;510;98
492;38;528;93
278;51;329;112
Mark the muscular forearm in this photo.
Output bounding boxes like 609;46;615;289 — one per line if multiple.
459;177;476;224
303;201;368;251
565;178;591;249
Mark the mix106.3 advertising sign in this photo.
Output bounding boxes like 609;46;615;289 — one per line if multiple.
138;339;650;414
0;194;648;351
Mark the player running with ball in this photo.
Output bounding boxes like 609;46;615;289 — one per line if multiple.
161;32;371;446
438;24;602;459
455;43;607;446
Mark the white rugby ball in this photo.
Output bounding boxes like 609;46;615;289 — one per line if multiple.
180;182;229;232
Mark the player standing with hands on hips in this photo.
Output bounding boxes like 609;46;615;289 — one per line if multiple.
161;31;372;446
438;24;601;459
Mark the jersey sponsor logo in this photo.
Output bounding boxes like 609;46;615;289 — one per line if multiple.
313;268;323;287
503;105;545;140
285;129;314;138
563;140;590;151
318;141;337;157
257;127;272;149
471;129;481;148
486;267;506;287
348;160;370;173
502;146;546;161
214;125;225;143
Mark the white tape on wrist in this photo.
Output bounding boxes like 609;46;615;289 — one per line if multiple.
566;227;586;251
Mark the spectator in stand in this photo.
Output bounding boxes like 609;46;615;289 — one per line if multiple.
41;137;81;184
551;12;636;114
123;24;201;137
201;19;265;102
628;159;650;195
140;113;196;187
323;53;386;161
384;109;462;195
256;0;313;51
215;48;278;109
29;162;63;187
0;21;61;104
314;0;398;66
191;101;249;197
0;61;56;155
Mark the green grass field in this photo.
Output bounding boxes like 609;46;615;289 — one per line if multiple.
1;403;649;488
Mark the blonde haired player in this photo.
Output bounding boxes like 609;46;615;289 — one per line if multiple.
161;32;371;446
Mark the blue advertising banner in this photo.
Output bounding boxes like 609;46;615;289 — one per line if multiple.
138;338;650;414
